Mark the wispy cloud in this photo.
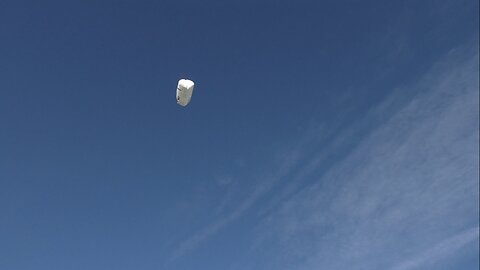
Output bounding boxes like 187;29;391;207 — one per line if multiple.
390;226;479;270
244;43;479;270
169;123;327;260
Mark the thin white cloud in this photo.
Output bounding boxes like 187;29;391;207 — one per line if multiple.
169;123;327;260
246;43;479;270
389;226;479;270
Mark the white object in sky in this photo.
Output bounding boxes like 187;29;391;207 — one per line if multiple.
176;79;195;106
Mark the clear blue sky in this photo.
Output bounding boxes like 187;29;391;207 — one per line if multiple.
0;1;478;270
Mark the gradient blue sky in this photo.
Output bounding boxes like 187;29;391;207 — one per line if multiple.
0;1;478;270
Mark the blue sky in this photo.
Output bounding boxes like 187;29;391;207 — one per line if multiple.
0;1;478;270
